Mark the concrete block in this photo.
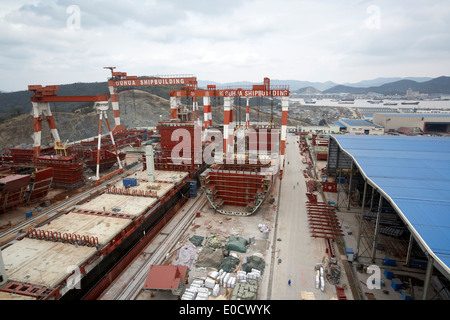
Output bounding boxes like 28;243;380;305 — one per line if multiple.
205;278;216;289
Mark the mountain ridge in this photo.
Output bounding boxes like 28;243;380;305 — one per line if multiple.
323;76;450;95
2;76;449;120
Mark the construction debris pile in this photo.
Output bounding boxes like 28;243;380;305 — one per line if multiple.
242;255;265;273
231;280;259;300
181;268;262;300
204;232;223;249
173;243;198;270
326;260;341;285
225;236;248;253
195;248;224;269
189;235;204;247
218;255;241;273
194;232;224;269
179;230;266;300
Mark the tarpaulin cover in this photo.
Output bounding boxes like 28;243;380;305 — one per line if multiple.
225;236;249;253
332;135;450;275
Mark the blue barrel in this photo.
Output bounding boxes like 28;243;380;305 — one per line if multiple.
123;178;137;187
189;180;197;198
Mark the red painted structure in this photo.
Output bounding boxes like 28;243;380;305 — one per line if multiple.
33;155;84;189
306;202;344;240
0;174;30;213
27;167;53;204
203;168;266;207
322;182;338;193
146;122;203;178
143;265;188;290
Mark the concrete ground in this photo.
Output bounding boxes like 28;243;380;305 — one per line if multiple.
126;132;359;301
268;133;351;300
325;186;431;300
313;142;436;301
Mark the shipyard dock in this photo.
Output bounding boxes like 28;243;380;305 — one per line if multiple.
0;168;190;300
94;132;353;301
97;132;450;302
2;130;450;301
0;68;449;302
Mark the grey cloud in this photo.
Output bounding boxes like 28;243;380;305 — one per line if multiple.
4;0;251;30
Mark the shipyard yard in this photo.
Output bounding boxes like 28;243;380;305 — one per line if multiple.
94;132;450;302
98;132;347;301
1;2;450;314
0;70;449;305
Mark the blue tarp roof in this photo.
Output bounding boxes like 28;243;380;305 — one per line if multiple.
379;113;450;118
341;119;377;127
333;121;346;128
332;135;450;275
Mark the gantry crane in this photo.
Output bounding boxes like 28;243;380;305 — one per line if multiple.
103;67;198;132
28;85;109;157
168;78;290;179
92;101;124;185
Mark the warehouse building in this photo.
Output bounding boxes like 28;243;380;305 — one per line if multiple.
296;124;341;134
358;107;400;116
373;113;450;134
333;119;384;135
326;135;450;300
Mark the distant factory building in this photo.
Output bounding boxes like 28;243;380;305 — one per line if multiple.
358;107;399;116
373;113;450;134
296;124;341;134
333;119;384;135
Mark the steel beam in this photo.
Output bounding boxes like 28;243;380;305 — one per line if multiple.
347;161;354;210
356;181;367;260
422;252;434;300
371;193;383;263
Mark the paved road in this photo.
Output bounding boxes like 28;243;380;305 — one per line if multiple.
270;133;336;300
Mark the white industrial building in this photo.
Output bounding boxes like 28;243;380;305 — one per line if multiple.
296;124;341;134
333;119;384;135
373;113;450;134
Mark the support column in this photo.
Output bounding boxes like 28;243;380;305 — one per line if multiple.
195;98;201;126
405;233;414;267
104;112;123;170
336;149;342;210
230;102;233;124
372;193;383;263
347;162;354;210
356;181;368;260
192;96;199;124
223;97;232;154
32;102;42;157
108;85;125;132
96;111;103;181
203;96;210;129
95;102;123;181
170;96;178;121
279;96;289;180
44;103;61;147
245;98;250;129
369;187;375;211
146;145;155;183
228;98;234;152
208;103;212;127
422;253;434;300
32;102;62;156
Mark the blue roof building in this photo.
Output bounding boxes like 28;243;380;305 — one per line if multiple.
334;119;384;135
328;134;450;299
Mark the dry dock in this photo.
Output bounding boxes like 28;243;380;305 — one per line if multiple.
0;169;189;299
99;132;354;300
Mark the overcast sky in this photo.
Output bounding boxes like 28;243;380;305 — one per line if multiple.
1;0;449;92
